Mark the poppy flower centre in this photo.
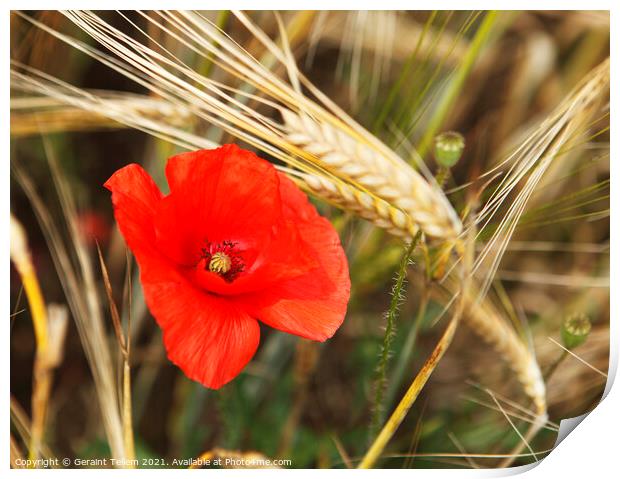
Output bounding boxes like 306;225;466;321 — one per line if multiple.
209;252;232;274
200;240;244;283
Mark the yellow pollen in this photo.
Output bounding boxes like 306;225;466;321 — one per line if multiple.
209;252;232;274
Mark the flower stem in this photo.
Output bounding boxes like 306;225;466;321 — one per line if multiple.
385;289;429;409
369;232;422;442
434;166;451;189
543;349;569;382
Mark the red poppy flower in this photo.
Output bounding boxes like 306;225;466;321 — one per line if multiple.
105;145;350;389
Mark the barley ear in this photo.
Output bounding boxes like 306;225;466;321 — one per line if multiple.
282;109;462;240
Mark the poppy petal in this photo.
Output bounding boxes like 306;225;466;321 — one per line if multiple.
104;163;163;256
255;174;351;341
160;144;282;248
143;277;261;389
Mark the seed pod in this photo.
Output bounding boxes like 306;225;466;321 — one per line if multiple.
434;131;465;168
561;313;591;350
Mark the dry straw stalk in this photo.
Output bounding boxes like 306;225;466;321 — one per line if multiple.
10;215;69;463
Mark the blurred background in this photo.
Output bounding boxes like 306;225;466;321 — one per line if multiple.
10;11;609;468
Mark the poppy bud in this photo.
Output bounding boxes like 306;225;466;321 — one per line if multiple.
561;313;591;350
434;131;465;168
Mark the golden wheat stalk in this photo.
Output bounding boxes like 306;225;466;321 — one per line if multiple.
10;95;192;136
11;73;421;241
464;291;546;414
282;109;461;239
472;58;610;301
291;170;418;239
